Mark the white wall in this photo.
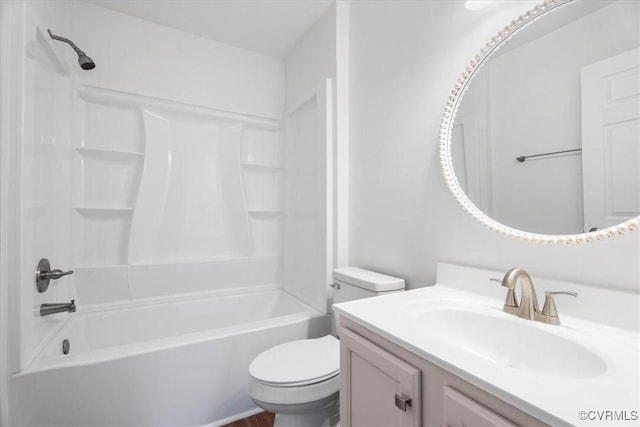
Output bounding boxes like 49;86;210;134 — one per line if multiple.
70;2;284;119
348;0;640;292
285;5;336;109
283;6;337;311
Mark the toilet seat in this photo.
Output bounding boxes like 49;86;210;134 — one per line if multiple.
250;335;340;387
249;373;340;406
248;335;341;406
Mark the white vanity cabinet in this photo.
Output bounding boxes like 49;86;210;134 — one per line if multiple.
339;317;548;427
443;387;518;427
340;328;422;426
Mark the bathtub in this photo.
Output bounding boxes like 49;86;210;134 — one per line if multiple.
9;287;330;426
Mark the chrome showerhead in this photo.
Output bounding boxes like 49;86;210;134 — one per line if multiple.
48;29;96;70
78;53;96;70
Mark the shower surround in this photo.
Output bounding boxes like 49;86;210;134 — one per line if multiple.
67;2;288;307
4;1;337;425
73;84;284;302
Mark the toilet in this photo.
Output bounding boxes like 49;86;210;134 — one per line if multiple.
248;267;405;427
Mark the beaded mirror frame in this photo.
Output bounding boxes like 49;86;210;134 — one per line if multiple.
438;0;640;244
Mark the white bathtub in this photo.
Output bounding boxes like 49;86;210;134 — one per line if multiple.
9;287;330;426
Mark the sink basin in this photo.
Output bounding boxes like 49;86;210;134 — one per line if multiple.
403;305;607;378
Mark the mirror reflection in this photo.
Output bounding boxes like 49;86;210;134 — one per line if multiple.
452;0;640;235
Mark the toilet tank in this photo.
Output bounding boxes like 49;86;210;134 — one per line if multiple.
332;267;405;335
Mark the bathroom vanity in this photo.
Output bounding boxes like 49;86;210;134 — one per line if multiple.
339;318;545;427
334;263;640;427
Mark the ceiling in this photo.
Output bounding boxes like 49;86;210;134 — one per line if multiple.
87;0;334;58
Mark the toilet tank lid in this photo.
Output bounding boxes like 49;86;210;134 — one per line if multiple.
332;267;405;292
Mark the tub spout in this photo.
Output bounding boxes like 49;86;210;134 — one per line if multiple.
40;299;76;317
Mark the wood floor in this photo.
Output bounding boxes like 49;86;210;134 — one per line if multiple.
222;411;275;427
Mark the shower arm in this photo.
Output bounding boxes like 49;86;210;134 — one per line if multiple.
47;29;85;56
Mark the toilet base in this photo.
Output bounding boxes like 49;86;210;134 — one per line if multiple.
274;410;339;427
252;393;339;427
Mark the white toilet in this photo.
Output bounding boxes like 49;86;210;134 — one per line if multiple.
248;267;405;427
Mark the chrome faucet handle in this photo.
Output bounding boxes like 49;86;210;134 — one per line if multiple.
40;269;74;280
490;277;518;315
539;291;577;325
35;258;74;293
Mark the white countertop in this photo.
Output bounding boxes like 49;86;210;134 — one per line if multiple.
333;264;640;426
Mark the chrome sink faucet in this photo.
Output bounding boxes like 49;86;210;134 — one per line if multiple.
494;268;577;325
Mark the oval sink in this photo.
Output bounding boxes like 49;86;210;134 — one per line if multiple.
404;306;607;378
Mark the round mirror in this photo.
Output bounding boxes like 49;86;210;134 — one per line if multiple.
440;0;640;243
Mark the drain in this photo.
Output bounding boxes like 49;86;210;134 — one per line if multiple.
62;339;70;355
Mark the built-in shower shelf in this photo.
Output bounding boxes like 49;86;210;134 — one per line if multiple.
75;207;134;214
248;210;283;215
240;163;281;171
76;147;144;158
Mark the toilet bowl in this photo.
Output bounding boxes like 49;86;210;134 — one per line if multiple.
249;335;340;427
248;267;405;427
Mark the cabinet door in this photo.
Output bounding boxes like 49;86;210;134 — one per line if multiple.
444;387;518;427
340;328;421;427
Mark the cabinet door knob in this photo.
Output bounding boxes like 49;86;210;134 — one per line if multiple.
394;393;412;412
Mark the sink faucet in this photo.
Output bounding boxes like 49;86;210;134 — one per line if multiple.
494;268;578;324
500;268;540;321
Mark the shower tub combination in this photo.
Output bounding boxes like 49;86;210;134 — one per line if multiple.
8;3;335;426
10;287;329;426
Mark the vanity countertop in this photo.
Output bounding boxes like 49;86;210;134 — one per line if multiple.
333;263;640;426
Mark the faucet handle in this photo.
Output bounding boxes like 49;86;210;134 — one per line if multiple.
540;291;577;325
546;291;578;297
490;277;518;314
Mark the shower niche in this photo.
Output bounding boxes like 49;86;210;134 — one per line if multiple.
73;85;283;303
